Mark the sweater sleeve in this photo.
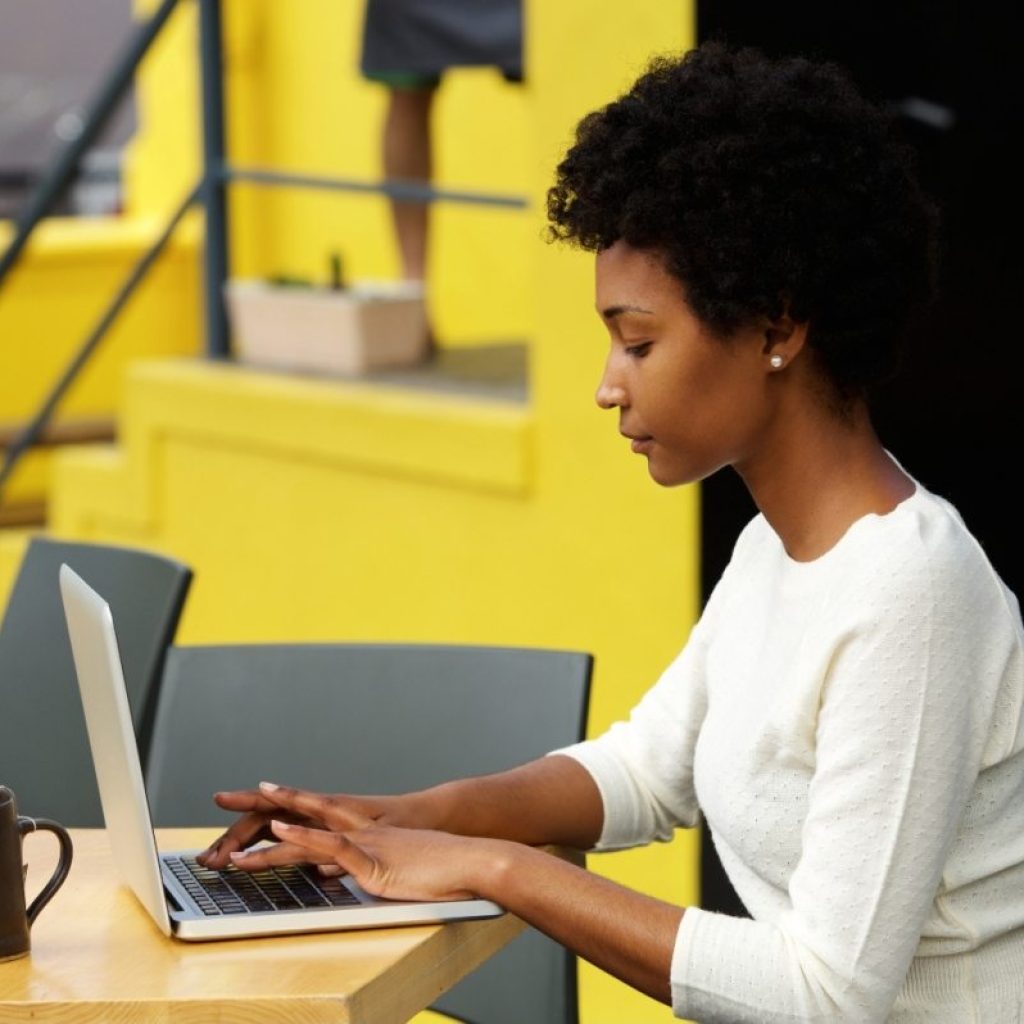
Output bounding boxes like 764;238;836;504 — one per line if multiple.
552;616;710;848
672;538;1020;1022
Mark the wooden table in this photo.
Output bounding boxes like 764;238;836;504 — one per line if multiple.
0;828;527;1023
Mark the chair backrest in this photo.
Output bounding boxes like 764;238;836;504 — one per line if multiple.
146;642;593;1024
0;536;192;826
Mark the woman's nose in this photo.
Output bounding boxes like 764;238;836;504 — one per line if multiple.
595;366;627;410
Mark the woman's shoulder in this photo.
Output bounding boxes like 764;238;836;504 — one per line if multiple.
872;484;998;571
844;482;1021;626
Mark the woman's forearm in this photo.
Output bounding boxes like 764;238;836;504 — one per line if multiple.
470;839;682;1006
408;754;605;849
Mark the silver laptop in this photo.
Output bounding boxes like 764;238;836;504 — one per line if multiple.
58;562;505;941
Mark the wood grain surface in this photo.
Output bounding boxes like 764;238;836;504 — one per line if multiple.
0;828;525;1023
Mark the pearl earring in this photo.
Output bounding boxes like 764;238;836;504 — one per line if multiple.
769;354;784;369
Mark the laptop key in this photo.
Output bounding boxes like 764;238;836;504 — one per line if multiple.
239;892;274;912
265;890;301;910
319;881;361;906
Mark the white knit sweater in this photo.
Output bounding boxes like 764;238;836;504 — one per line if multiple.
558;482;1024;1022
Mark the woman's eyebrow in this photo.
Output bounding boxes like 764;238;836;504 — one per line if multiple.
600;304;655;320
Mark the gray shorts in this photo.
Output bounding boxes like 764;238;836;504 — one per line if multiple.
359;0;523;88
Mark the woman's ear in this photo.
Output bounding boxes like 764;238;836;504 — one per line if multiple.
762;314;809;373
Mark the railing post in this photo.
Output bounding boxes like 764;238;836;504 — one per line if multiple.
198;0;230;358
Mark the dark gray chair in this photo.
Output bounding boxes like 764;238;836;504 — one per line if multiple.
0;536;192;826
146;642;593;1024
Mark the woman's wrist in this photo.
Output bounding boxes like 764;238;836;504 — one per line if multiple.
462;836;526;902
386;785;455;831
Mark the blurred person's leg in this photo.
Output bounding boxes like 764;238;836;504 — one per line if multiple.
382;84;437;289
381;82;438;358
360;0;523;360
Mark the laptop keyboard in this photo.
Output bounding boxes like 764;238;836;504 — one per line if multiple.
165;855;361;916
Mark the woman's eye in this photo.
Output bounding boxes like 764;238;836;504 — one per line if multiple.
624;341;653;358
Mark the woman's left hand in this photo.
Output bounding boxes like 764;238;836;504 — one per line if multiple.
227;781;503;903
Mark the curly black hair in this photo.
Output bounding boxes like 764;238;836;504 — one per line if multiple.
547;41;940;404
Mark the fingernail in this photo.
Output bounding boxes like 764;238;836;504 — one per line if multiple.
229;851;246;862
259;781;279;792
271;819;292;832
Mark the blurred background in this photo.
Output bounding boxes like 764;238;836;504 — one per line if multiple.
1;1;1019;1020
0;0;135;219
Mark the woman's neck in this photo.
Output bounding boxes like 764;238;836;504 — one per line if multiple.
739;405;915;563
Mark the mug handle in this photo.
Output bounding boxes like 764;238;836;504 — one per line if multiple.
18;816;74;926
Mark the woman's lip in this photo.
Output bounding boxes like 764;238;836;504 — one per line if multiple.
630;437;654;454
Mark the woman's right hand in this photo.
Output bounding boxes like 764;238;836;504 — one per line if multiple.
195;787;425;869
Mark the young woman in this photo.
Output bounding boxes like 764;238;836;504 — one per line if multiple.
199;43;1024;1021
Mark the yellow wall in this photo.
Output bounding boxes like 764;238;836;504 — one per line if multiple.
32;2;700;1022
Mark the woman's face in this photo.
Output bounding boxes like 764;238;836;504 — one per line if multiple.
594;240;779;487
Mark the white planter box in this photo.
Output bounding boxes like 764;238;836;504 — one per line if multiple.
226;278;429;375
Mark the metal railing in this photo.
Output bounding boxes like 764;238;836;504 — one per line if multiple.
0;0;528;504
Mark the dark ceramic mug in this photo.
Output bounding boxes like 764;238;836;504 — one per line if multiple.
0;784;73;961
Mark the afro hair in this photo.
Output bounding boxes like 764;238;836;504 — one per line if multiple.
547;41;940;402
